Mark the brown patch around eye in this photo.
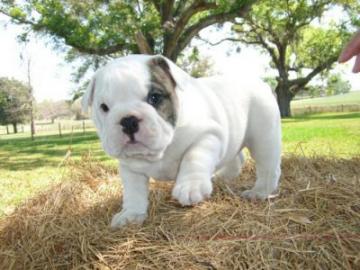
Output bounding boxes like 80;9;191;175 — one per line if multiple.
147;57;178;126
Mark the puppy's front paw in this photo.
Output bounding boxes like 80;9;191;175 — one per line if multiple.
110;210;147;228
172;180;212;206
241;188;269;200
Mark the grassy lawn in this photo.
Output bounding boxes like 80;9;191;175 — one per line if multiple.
282;112;360;156
0;132;115;216
0;112;359;216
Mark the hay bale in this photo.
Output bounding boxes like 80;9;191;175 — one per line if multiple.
1;155;359;269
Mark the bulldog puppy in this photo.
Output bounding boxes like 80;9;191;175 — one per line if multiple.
82;54;281;228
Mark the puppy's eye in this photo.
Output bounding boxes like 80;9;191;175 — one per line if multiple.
100;103;109;113
147;92;163;107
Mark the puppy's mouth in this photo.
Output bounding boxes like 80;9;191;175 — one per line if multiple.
127;138;139;144
125;139;146;147
122;138;164;161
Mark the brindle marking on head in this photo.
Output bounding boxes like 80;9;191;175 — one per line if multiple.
147;56;178;126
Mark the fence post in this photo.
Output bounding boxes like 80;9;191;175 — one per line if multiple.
58;123;62;137
6;125;9;134
82;120;85;134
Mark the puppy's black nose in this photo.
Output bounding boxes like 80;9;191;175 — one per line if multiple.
120;116;140;138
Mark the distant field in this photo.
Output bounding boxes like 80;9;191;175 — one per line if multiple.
291;91;360;107
291;91;360;115
0;112;359;216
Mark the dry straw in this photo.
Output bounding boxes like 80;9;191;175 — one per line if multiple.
1;154;359;269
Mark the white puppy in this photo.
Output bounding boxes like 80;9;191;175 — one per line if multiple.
82;54;281;228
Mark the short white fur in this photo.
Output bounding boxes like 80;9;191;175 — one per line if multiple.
82;54;281;228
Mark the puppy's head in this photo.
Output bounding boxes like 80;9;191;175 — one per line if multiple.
82;55;179;161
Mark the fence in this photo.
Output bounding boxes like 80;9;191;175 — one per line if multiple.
0;120;95;137
1;104;359;137
291;104;360;116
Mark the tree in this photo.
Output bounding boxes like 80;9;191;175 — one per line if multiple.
325;73;351;96
228;0;358;117
70;100;87;121
0;78;31;133
178;47;215;78
302;84;326;98
22;54;36;139
36;100;72;122
0;0;254;65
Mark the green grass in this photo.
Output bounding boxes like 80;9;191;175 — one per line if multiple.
0;132;115;216
291;91;360;107
0;112;359;216
282;112;360;156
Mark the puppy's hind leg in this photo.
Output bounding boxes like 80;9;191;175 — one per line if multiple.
215;151;245;181
241;126;281;200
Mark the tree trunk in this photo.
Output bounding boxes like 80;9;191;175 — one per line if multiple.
12;123;18;134
275;84;293;118
30;113;35;140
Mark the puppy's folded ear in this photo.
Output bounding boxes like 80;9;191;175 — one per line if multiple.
149;55;176;88
81;78;96;114
149;55;193;92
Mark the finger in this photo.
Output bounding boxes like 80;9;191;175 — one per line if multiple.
339;30;360;63
353;54;360;73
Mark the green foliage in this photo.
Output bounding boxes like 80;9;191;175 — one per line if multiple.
1;0;254;100
1;0;253;60
262;76;277;91
233;0;359;117
294;26;349;70
298;72;351;98
325;73;351;96
303;85;326;98
0;77;30;126
178;47;215;78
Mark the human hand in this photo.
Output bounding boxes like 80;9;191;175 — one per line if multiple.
338;30;360;73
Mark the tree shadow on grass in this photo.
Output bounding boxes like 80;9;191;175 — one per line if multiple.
0;156;359;269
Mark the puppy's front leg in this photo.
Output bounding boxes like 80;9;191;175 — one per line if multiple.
172;135;221;206
111;164;149;228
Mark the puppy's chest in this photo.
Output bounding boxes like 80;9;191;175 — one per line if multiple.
127;156;181;181
145;158;180;181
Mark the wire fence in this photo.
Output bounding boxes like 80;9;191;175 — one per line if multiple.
0;120;95;138
292;104;360;116
1;104;359;138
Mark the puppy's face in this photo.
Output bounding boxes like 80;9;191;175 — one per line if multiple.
82;55;178;161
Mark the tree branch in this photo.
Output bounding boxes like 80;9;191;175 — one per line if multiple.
233;18;281;71
0;8;129;56
197;36;244;46
288;55;338;94
256;34;280;68
135;31;153;55
70;43;128;56
162;0;175;23
148;0;161;14
164;1;218;57
172;2;253;60
0;9;37;27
